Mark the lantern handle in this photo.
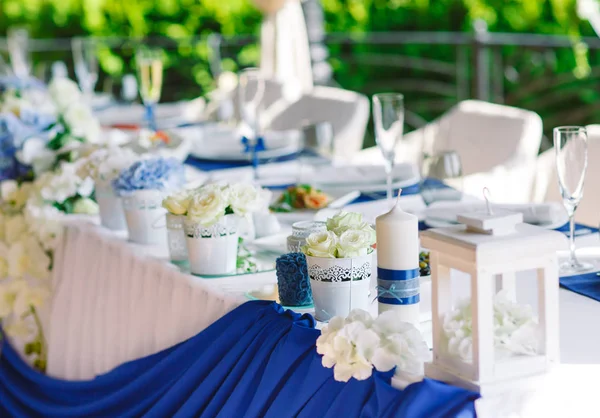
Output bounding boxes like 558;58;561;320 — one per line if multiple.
483;187;493;215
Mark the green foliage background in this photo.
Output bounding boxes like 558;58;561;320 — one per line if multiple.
1;0;599;141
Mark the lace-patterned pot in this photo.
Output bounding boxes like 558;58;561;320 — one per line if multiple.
96;181;127;231
305;254;372;322
166;213;188;263
184;214;239;275
121;189;167;246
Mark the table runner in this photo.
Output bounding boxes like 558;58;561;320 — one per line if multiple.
0;301;479;417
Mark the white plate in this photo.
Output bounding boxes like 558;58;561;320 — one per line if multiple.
190;126;303;161
251;233;288;254
311;163;420;193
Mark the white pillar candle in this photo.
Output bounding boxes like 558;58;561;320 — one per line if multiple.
375;192;420;325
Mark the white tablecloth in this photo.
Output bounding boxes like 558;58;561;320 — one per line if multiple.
46;221;276;380
45;199;600;382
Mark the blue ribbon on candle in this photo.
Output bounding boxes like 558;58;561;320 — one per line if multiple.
377;267;420;305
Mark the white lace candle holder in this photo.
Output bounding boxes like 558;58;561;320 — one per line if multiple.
121;189;167;246
286;221;327;253
96;181;127;231
184;215;239;276
166;213;188;263
305;254;372;322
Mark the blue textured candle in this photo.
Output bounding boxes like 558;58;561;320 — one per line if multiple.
276;253;313;307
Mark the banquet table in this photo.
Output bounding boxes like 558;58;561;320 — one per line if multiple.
29;161;600;417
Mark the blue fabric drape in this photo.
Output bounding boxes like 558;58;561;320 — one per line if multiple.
0;301;479;417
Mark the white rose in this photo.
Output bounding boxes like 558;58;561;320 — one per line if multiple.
72;197;99;215
336;229;372;258
228;183;263;216
24;203;63;251
16;137;57;176
162;190;193;215
326;211;364;235
62;102;100;141
302;231;338;258
187;189;228;226
48;78;82;111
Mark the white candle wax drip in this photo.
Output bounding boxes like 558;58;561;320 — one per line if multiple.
375;191;420;325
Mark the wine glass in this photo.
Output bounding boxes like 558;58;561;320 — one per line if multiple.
7;27;31;80
554;126;593;274
238;68;266;180
373;93;404;203
72;37;99;101
136;48;164;132
420;151;463;207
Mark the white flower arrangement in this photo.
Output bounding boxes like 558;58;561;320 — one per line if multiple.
167;182;271;226
0;177;66;371
316;309;430;382
77;146;139;185
15;78;103;176
302;211;375;258
443;291;539;362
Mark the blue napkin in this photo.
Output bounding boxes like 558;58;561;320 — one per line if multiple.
560;271;600;302
184;153;299;172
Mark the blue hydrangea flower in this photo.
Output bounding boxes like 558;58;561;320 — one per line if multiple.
112;157;185;195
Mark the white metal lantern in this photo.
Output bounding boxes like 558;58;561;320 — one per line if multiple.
420;209;566;395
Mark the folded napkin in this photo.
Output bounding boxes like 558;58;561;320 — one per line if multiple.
424;202;567;226
561;271;600;302
304;163;418;186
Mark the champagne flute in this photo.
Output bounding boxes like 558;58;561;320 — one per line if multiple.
554;126;592;274
7;27;31;80
136;48;164;132
238;68;265;180
373;93;404;203
72;37;99;101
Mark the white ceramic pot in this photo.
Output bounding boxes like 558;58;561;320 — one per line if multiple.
121;189;167;246
96;182;127;231
305;254;372;322
166;213;188;263
184;215;239;275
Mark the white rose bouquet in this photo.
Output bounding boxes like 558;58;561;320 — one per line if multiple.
182;182;270;226
302;211;375;258
316;309;430;382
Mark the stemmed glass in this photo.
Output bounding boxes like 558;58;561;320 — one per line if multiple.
420;151;463;207
239;68;266;180
72;37;99;101
136;48;164;132
7;27;31;80
554;126;593;274
373;93;404;203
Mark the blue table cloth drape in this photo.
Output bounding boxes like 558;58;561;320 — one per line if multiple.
0;301;479;417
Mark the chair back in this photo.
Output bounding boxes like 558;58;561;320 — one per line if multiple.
263;86;369;158
424;100;543;176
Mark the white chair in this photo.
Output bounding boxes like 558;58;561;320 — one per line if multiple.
354;100;544;203
262;86;370;158
203;77;288;123
534;124;600;226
